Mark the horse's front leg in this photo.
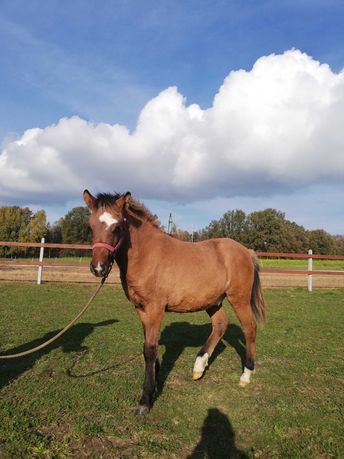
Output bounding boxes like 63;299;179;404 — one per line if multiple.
135;306;164;415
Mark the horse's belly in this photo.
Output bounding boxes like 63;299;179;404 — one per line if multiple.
165;292;225;313
162;265;227;312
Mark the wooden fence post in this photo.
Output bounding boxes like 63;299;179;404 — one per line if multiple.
307;249;313;292
37;237;45;285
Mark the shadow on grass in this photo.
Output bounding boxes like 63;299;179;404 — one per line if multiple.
187;408;248;458
157;322;246;396
0;319;117;390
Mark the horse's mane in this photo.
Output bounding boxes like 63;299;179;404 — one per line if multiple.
95;192;121;207
95;192;161;229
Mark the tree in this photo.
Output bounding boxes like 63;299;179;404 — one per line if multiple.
189;207;342;255
19;210;47;242
0;206;48;257
202;219;225;239
200;210;249;243
245;209;289;251
60;207;91;244
0;206;31;239
283;221;309;253
170;223;192;241
46;222;62;245
307;229;337;255
333;235;344;255
45;222;62;258
220;209;248;243
18;209;48;257
59;207;91;255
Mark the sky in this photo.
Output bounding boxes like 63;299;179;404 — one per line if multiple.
0;0;344;234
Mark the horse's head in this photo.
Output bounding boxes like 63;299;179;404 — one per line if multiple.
83;190;130;278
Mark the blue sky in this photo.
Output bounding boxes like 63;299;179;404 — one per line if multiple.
0;0;344;234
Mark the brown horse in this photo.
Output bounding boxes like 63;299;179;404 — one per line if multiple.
83;190;266;415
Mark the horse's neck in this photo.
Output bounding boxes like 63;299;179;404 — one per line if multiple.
127;220;162;258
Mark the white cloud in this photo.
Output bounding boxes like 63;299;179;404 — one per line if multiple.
1;49;344;205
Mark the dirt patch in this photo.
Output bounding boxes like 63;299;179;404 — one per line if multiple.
261;273;344;288
0;265;120;284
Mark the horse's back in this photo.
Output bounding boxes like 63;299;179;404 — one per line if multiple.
165;236;253;273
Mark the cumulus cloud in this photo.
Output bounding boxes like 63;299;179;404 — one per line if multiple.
1;49;344;204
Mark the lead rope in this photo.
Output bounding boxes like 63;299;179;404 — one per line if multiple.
0;276;108;360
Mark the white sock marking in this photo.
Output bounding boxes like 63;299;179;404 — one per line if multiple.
99;211;118;229
240;367;253;384
193;353;209;373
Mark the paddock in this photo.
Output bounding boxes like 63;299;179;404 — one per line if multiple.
1;241;344;289
1;263;344;289
1;283;343;458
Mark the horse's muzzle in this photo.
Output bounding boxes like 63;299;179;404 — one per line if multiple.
90;261;111;278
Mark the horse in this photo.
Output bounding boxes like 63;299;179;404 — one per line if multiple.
83;190;266;415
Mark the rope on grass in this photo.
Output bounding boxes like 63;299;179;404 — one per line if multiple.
0;278;106;359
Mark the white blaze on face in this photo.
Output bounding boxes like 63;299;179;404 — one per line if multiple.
99;211;118;229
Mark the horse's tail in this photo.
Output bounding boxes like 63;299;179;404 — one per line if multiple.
249;251;266;325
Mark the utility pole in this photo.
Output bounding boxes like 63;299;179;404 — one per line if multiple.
167;213;173;234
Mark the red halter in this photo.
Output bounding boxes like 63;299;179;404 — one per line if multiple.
92;240;123;253
92;219;127;255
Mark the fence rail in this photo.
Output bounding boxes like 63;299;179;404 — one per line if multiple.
1;240;344;289
0;241;92;250
0;260;89;267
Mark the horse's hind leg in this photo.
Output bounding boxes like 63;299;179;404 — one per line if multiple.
228;296;257;387
193;304;229;380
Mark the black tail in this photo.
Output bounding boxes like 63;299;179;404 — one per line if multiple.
250;255;266;325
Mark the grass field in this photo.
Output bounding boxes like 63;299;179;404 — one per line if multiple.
259;258;344;271
1;284;343;458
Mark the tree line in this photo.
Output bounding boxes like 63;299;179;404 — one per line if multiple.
171;208;344;255
0;206;91;257
1;205;343;257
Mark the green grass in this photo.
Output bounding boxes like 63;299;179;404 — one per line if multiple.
1;285;343;458
259;258;344;271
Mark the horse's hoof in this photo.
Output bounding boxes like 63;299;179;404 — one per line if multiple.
135;404;150;416
193;371;204;380
239;367;254;387
239;379;250;387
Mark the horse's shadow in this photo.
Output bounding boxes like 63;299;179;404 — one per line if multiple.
157;322;246;395
0;319;118;390
187;408;248;458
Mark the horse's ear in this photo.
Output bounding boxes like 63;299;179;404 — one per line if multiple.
83;190;96;210
116;191;131;210
124;192;131;207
